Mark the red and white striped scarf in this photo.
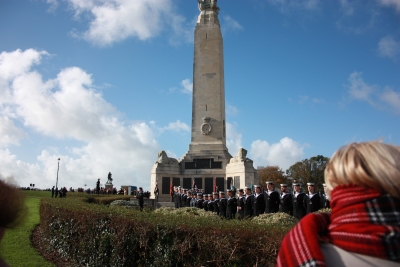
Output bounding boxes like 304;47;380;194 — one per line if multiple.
276;184;400;267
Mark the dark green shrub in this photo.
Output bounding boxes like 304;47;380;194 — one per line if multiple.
40;199;295;267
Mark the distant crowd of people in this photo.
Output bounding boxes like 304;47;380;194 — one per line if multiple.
171;181;330;220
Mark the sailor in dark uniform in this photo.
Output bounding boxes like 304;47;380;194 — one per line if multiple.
196;192;204;209
186;191;192;207
292;183;306;220
243;187;253;218
181;189;188;207
218;191;227;218
207;194;214;212
203;194;209;211
304;182;321;214
190;192;197;207
226;189;237;220
237;189;245;219
321;184;330;209
212;192;220;215
173;187;180;209
253;185;265;217
278;184;293;215
264;181;279;213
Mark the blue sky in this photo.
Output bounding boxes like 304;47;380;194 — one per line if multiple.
0;0;399;190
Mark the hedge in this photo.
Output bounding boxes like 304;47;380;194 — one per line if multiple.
39;198;297;267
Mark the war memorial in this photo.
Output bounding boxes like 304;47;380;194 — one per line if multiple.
151;0;258;201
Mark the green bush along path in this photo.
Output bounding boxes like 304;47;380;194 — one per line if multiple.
0;191;54;267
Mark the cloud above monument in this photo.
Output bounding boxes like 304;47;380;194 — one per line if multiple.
62;0;191;46
0;48;160;188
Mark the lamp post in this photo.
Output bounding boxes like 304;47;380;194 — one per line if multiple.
56;158;60;189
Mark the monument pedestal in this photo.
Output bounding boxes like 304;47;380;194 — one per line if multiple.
105;183;113;191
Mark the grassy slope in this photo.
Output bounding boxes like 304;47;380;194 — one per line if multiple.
0;190;54;267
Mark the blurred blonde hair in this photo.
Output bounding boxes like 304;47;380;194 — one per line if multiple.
324;141;400;198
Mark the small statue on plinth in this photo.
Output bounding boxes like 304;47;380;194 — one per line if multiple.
106;172;113;184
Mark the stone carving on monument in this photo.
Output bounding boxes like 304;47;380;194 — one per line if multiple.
201;117;212;135
198;0;219;12
156;151;179;164
229;148;254;164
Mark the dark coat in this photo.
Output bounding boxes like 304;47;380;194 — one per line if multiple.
304;193;321;214
181;194;187;207
218;198;227;218
186;196;192;207
243;195;253;218
207;200;215;212
196;198;204;209
173;192;180;208
293;192;306;220
203;200;209;211
264;191;280;213
321;194;330;209
253;193;265;217
213;198;220;215
237;196;245;219
226;197;237;219
136;191;144;210
279;193;293;215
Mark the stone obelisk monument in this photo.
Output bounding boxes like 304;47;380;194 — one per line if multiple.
150;0;258;201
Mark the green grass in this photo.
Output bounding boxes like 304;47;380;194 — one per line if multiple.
0;190;54;267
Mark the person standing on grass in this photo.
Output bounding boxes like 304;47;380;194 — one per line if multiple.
51;186;55;198
0;180;26;267
136;187;144;211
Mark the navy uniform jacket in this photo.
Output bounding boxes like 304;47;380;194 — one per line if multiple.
279;193;293;215
186;196;192;207
213;198;220;215
264;191;280;213
173;192;180;208
180;194;187;207
243;195;253;218
304;193;321;214
203;200;209;211
293;192;306;220
226;197;237;219
321;194;330;209
237;196;245;219
207;200;215;212
196;198;204;209
253;193;265;217
218;198;227;218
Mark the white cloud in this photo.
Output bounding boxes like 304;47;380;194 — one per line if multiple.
267;0;320;12
0;116;26;147
46;0;59;12
347;71;376;105
222;16;243;31
163;120;190;133
181;78;193;94
0;48;160;189
339;0;354;16
226;122;242;156
378;36;400;59
226;102;239;116
380;87;400;113
347;71;400;114
250;137;306;171
376;0;400;12
59;0;192;46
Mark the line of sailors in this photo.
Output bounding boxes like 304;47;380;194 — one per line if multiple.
172;181;330;220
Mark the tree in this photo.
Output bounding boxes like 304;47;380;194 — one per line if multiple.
258;166;286;189
286;155;329;191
